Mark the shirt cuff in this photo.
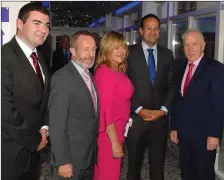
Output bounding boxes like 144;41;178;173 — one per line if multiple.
160;106;168;115
135;106;143;114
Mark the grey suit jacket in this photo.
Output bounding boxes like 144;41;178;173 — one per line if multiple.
48;61;99;171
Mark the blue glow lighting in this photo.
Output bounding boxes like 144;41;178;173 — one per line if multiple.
89;22;97;28
114;1;140;16
42;1;50;8
98;17;105;23
88;1;141;27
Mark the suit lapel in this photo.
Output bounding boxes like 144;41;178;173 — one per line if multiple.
67;62;96;114
37;50;50;99
185;56;208;95
154;45;164;86
136;44;153;89
11;37;44;93
89;73;99;115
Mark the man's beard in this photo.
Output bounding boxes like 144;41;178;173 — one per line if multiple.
76;57;95;69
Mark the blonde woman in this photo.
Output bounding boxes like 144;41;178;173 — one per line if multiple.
93;31;134;180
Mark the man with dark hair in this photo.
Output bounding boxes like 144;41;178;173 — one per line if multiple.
126;13;174;180
2;2;50;180
51;34;71;74
48;31;99;180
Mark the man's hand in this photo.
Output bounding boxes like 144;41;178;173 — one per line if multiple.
36;133;48;151
144;110;166;121
58;163;73;178
112;141;123;159
170;130;179;144
138;109;154;121
207;137;219;151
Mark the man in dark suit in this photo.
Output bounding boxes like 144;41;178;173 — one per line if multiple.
51;34;71;74
170;29;224;180
2;3;50;180
48;31;99;180
126;14;174;180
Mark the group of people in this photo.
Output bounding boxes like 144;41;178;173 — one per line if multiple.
2;2;224;180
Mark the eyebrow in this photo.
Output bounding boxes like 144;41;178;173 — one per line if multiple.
32;20;50;25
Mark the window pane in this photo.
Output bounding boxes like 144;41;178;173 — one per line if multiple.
197;17;216;59
159;23;168;47
172;21;188;59
178;1;196;14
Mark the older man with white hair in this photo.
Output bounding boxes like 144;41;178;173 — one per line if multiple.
170;29;224;180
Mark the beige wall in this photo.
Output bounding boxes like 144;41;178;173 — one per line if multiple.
1;1;30;40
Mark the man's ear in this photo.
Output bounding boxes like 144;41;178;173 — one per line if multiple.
70;47;76;57
139;28;143;36
16;18;23;31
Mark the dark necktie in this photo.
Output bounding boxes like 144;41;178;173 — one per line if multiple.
147;48;156;84
30;52;44;88
64;50;69;62
183;63;194;95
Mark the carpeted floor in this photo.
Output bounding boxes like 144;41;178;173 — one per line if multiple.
39;139;181;180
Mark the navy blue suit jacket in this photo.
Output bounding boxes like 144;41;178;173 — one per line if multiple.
171;56;224;141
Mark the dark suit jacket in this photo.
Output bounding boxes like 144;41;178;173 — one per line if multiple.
171;56;224;141
127;43;174;116
2;36;50;152
51;48;70;74
48;61;99;175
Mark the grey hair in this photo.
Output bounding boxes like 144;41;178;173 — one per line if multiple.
182;29;205;42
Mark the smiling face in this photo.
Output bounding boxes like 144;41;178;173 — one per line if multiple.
139;17;160;47
70;35;96;69
16;10;50;50
183;31;206;62
108;44;127;67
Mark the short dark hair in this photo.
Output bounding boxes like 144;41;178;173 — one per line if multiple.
140;14;161;28
18;2;50;23
71;31;94;49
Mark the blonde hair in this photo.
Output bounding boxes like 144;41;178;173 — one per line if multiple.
95;31;128;73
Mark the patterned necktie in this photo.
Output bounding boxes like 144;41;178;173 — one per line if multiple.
183;63;195;95
147;48;156;84
30;52;44;88
82;70;97;111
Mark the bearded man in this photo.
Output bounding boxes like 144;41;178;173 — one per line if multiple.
48;31;99;180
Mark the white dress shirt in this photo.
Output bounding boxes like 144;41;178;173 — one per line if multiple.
15;36;45;82
15;36;48;131
135;41;168;115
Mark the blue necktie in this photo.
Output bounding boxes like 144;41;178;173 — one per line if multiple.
147;48;156;84
64;50;69;61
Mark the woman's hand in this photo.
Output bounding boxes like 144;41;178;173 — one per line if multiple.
112;141;123;159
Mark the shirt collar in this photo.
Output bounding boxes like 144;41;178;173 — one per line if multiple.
188;53;204;67
63;48;69;53
71;60;88;75
141;40;157;52
15;35;38;58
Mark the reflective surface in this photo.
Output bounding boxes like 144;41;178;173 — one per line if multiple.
172;21;188;59
197;16;216;59
159;23;168;47
178;1;196;14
